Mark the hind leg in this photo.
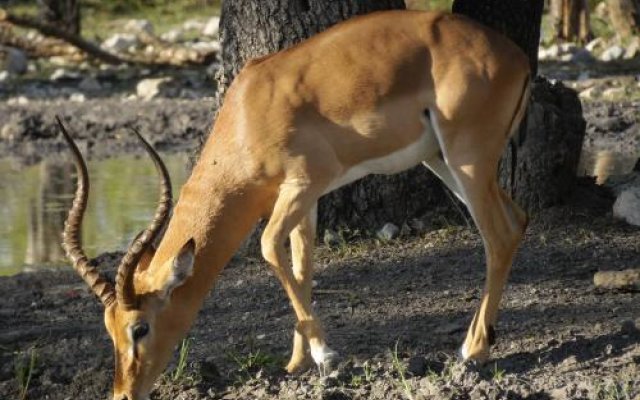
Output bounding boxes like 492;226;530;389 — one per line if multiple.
448;160;527;362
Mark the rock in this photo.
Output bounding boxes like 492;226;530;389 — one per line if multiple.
571;48;595;64
594;269;640;290
624;38;640;59
602;87;626;101
377;222;399;241
620;320;638;334
78;76;101;92
69;93;86;102
585;37;605;53
7;96;29;105
136;77;173;100
1;120;21;141
0;70;9;82
600;45;625;62
407;356;428;376
183;19;205;31
190;41;221;54
50;68;80;81
160;29;183;43
613;187;640;226
124;19;154;35
102;34;139;52
323;229;341;247
0;46;28;75
202;16;221;37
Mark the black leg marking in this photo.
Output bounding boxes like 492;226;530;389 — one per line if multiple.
487;325;496;347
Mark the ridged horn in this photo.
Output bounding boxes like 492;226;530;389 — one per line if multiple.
57;116;116;307
115;127;173;309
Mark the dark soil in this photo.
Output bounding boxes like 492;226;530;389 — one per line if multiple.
0;180;639;400
1;72;639;399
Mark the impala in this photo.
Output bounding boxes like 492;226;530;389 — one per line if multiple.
59;10;530;400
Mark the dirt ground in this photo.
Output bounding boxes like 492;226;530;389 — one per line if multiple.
0;178;639;399
1;67;639;399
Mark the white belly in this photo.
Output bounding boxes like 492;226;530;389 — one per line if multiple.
323;115;439;195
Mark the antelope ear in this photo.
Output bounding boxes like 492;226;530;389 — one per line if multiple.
161;239;195;299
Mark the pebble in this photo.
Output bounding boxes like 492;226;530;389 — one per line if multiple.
377;222;399;241
202;16;221;37
600;45;625;62
323;229;341;247
613;187;640;226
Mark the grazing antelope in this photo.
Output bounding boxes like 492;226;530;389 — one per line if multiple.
60;10;530;400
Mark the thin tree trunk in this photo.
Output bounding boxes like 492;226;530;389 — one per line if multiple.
550;0;592;43
38;0;80;36
607;0;640;40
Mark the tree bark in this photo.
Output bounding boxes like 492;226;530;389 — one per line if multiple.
214;0;585;245
549;0;592;43
607;0;640;40
216;0;453;238
38;0;80;36
452;0;544;76
453;0;586;213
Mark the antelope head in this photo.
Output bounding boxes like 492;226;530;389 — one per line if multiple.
57;118;195;400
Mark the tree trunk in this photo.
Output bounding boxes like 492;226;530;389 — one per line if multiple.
453;0;586;212
215;0;405;111
216;0;455;239
607;0;640;40
38;0;80;36
549;0;592;43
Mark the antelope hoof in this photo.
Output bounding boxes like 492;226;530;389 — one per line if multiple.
311;345;339;377
285;352;315;374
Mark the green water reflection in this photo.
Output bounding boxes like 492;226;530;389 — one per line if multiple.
0;154;189;275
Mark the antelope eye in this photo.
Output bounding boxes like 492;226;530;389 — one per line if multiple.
132;322;149;341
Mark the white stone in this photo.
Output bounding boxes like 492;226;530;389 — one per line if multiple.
190;41;221;53
377;222;400;241
602;87;626;100
600;45;625;62
50;68;80;81
78;76;101;92
124;19;154;35
1;46;28;74
202;16;220;37
7;96;29;105
624;38;640;59
69;92;86;102
0;70;9;82
585;37;605;52
102;34;139;52
183;19;205;31
160;29;183;43
136;77;171;100
613;187;640;226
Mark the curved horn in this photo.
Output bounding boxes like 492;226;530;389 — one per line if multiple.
115;128;173;309
57;116;116;307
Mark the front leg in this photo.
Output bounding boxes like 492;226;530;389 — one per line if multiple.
286;203;317;373
261;185;336;374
